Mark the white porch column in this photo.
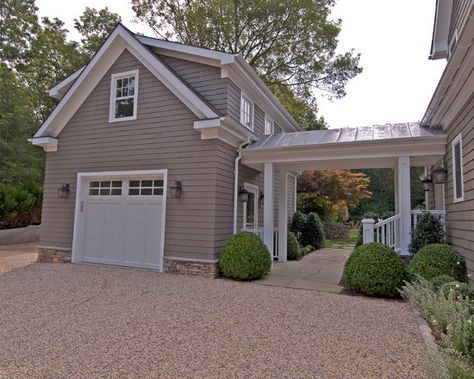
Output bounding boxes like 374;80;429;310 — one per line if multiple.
278;172;288;262
398;156;411;256
263;162;274;258
394;167;399;214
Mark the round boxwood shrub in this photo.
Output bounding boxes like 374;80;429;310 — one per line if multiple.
343;243;405;297
219;232;271;280
440;281;474;301
429;275;456;291
407;244;468;283
287;231;301;260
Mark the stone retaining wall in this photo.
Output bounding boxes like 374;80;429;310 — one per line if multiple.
0;225;41;245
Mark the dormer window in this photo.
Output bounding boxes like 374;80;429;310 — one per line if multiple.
240;93;253;130
109;70;139;122
264;115;274;135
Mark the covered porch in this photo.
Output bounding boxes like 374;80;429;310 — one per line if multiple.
240;123;447;260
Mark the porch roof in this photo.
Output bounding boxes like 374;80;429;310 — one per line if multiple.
242;123;447;171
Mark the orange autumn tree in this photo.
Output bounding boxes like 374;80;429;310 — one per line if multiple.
297;170;372;221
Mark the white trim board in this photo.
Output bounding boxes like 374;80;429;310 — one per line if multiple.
71;168;168;272
109;69;139;123
452;133;464;203
34;24;218;140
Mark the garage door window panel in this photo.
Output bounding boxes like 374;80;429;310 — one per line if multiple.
129;180;164;196
89;181;122;196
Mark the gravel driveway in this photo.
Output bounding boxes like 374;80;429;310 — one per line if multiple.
0;262;428;378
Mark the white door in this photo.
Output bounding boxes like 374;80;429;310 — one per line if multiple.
81;177;165;270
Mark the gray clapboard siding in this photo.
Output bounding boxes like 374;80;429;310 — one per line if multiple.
40;49;230;261
449;0;472;42
444;93;474;276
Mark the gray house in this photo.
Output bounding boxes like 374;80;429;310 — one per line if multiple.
32;24;299;277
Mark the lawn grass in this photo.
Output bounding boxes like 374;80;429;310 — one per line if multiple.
324;229;360;249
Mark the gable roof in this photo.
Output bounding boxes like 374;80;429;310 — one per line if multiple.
33;24;219;140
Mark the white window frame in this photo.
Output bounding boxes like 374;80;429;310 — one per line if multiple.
109;69;139;122
240;93;254;131
264;115;274;135
452;133;464;202
242;182;259;229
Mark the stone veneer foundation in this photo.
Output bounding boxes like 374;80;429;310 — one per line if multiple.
38;247;72;263
37;248;219;278
163;258;219;278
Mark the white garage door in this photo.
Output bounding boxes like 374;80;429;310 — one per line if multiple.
80;177;165;270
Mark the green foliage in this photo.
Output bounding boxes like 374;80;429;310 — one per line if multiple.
74;7;121;57
343;243;405;297
401;277;474;367
219;232;271;280
287;231;301;260
291;211;325;249
132;0;362;125
430;275;456;291
440;282;474;301
300;245;314;256
410;212;446;254
0;182;42;229
323;221;350;239
407;244;468;283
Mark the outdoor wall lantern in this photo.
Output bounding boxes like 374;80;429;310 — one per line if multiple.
431;166;447;184
169;180;183;199
57;183;70;198
239;187;250;203
420;174;433;192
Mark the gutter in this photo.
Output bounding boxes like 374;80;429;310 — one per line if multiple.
233;139;251;234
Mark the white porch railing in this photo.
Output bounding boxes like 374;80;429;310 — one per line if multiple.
363;209;446;254
374;214;400;251
242;227;279;260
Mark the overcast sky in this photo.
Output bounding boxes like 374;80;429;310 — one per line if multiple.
36;0;446;128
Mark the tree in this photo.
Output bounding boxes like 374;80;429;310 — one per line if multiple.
74;7;122;57
132;0;362;128
297;170;371;221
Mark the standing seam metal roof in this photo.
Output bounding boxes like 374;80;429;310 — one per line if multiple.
247;123;445;149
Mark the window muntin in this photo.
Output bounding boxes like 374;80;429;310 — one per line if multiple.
264;116;274;135
129;179;164;196
452;134;464;202
240;94;253;130
89;181;122;196
110;70;138;122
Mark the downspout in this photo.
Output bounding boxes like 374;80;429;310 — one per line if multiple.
233;139;250;234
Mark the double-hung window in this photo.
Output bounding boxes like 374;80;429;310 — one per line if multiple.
240;94;253;130
264;115;274;135
110;70;138;122
452;133;464;202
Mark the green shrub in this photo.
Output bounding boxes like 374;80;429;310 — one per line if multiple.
301;212;325;249
430;275;456;291
343;243;405;297
287;231;301;260
440;282;474;301
300;245;314;256
322;221;350;239
290;211;325;249
407;244;468;283
410;212;446;254
0;182;42;229
219;232;271;280
461;315;474;363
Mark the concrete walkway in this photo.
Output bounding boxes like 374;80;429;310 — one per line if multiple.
258;248;351;293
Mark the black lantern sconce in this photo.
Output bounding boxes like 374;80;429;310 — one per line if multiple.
57;183;70;198
169;180;183;199
238;187;250;203
431;166;447;184
420;174;433;192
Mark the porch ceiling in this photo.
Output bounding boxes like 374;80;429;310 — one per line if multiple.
242;123;447;171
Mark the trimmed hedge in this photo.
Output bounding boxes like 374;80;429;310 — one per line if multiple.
290;211;325;250
429;275;456;291
407;244;468;283
219;232;271;280
343;243;405;297
287;231;301;260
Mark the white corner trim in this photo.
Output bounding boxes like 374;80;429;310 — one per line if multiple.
194;117;249;147
34;24;218;140
108;69;139;123
71;168;168;272
452;133;464;202
31;137;58;152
